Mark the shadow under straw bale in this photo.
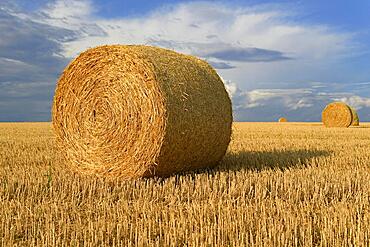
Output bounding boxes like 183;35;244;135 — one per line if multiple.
159;149;332;182
218;149;331;172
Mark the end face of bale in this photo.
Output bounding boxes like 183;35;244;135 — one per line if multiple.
278;117;288;123
322;102;353;128
52;45;232;179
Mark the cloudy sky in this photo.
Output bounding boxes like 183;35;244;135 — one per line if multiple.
1;0;370;121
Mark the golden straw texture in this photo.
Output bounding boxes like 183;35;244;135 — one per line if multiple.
322;102;353;128
349;107;360;126
278;117;288;122
52;45;232;178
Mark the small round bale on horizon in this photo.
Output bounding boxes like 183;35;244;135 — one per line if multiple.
322;102;353;128
278;117;288;123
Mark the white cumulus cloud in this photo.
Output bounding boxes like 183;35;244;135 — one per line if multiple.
334;95;370;109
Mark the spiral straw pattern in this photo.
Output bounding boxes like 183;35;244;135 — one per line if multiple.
322;102;353;128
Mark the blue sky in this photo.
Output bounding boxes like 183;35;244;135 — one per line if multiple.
0;0;370;121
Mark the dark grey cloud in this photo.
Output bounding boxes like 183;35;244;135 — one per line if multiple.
148;39;292;65
0;9;75;69
207;60;236;69
0;81;55;101
189;23;200;28
0;99;51;122
206;34;218;39
207;47;291;62
0;5;78;121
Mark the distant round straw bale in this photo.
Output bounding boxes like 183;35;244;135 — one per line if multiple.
322;102;352;128
278;117;288;123
349;107;360;126
52;45;232;178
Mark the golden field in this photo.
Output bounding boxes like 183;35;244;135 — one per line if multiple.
1;122;370;246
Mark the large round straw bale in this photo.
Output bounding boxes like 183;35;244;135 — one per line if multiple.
52;45;232;178
278;117;288;122
349;106;360;126
322;102;353;128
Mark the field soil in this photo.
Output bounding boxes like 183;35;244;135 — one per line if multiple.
1;122;370;246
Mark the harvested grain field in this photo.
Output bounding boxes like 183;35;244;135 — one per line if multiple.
1;122;370;246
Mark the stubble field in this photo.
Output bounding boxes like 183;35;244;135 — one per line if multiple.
1;122;370;246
